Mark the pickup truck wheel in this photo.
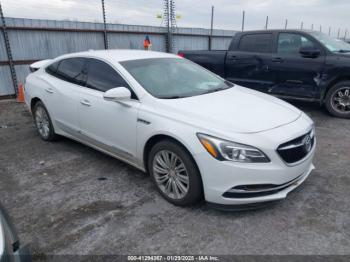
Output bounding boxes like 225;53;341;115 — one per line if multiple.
325;81;350;119
148;140;203;206
33;101;58;141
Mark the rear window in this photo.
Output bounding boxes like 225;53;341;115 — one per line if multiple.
238;33;272;53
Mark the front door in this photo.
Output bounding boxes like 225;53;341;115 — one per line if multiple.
268;32;325;98
78;58;140;164
225;33;275;93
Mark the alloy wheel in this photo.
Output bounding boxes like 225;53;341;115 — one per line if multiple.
35;106;50;138
152;150;189;200
331;87;350;113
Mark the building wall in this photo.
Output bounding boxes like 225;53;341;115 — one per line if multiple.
0;17;236;96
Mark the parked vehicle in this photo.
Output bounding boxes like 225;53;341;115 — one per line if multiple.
0;203;31;262
179;30;350;118
25;50;315;208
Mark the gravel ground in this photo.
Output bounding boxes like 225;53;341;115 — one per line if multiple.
0;99;349;260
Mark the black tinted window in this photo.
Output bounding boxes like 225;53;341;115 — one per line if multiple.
278;33;316;54
55;58;86;86
239;34;272;53
45;61;60;75
86;59;130;93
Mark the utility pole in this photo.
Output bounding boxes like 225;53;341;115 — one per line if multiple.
284;19;288;29
101;0;108;49
163;0;176;53
241;10;245;31
344;29;348;41
265;16;268;30
337;28;340;39
300;21;303;30
319;25;322;32
311;24;314;30
0;1;18;96
209;6;214;50
328;27;331;36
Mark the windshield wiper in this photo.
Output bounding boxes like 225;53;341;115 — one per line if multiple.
336;49;350;53
160;95;187;99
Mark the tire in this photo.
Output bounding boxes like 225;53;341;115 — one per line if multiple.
148;140;203;206
33;101;58;141
325;81;350;119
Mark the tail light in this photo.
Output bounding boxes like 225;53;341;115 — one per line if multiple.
177;52;184;58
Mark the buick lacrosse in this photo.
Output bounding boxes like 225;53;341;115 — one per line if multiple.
25;50;315;208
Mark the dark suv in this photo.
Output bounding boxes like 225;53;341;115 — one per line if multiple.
179;30;350;118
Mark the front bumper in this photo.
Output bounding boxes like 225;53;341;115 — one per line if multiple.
193;117;316;206
194;150;314;205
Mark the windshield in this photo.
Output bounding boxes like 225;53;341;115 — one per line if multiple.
121;58;233;99
309;31;350;52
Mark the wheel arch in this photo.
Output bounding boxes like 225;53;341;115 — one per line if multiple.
30;97;42;113
322;76;350;103
142;134;200;176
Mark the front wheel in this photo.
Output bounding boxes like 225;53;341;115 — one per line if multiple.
325;81;350;119
148;140;203;206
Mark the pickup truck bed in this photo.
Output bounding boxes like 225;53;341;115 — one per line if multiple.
179;50;227;77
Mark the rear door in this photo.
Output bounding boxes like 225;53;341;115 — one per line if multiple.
78;58;140;164
268;32;325;98
225;33;275;92
43;57;86;134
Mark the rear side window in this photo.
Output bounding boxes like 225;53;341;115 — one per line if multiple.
55;58;86;86
238;34;272;53
45;61;60;75
86;59;131;93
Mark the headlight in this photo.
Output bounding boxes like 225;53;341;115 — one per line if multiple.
197;133;270;163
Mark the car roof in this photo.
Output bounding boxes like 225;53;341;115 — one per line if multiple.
56;49;178;62
238;29;316;34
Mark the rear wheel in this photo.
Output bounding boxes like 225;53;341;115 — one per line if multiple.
33;101;58;141
148;140;203;206
325;81;350;118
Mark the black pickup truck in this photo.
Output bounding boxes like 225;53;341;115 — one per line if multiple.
179;29;350;118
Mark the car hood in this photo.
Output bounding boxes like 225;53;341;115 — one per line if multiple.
155;86;302;134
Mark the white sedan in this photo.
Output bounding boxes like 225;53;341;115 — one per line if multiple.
25;50;315;209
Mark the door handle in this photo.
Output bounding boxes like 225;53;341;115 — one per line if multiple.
272;57;284;63
227;55;237;60
262;65;269;72
80;99;91;107
45;88;54;94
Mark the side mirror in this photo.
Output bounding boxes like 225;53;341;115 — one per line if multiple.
299;46;321;58
103;87;131;102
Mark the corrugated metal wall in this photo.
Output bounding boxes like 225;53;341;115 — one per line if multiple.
0;17;237;97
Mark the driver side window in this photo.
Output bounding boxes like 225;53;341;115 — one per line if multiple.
278;33;316;55
85;59;137;99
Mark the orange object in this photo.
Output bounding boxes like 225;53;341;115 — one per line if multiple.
17;82;25;103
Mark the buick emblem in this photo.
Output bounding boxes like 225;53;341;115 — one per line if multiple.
303;135;312;153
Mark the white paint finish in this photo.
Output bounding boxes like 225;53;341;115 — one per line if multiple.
25;50;315;206
0;221;4;258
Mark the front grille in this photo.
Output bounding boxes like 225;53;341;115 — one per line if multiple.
277;129;315;164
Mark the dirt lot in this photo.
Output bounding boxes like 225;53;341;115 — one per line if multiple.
0;99;349;259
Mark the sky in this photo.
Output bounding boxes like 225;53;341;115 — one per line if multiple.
1;0;349;37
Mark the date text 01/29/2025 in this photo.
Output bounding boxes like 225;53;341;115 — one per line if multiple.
127;255;220;261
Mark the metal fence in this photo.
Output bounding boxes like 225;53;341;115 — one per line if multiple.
0;17;236;97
